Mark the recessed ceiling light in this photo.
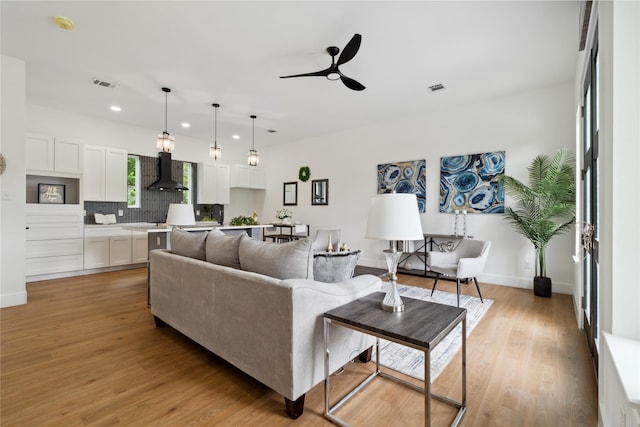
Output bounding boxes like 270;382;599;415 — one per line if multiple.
181;123;190;128
53;16;74;31
110;105;121;112
232;134;240;140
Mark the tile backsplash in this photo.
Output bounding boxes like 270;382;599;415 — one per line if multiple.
84;154;223;224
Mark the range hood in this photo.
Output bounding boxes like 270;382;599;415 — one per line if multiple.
147;152;188;192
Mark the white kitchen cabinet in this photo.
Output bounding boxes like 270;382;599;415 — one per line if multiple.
197;162;230;204
26;133;83;174
229;164;266;189
84;237;109;269
132;232;148;264
83;145;127;202
25;205;84;277
109;235;132;266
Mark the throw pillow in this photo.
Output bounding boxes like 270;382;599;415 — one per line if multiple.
170;227;208;260
205;231;246;269
313;250;361;283
239;237;314;280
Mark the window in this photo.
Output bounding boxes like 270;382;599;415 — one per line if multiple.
183;162;193;204
127;155;140;208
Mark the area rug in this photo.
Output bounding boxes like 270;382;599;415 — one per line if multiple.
372;283;493;383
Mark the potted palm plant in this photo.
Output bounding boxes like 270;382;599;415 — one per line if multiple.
501;148;576;297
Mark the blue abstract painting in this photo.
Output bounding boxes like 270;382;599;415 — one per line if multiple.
440;152;505;213
377;159;426;213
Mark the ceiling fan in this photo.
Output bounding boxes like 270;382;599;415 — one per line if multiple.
280;33;366;91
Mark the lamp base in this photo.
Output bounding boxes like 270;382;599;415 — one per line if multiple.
381;248;404;312
381;299;405;312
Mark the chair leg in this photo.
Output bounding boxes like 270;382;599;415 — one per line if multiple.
473;277;484;303
456;279;461;307
431;273;440;296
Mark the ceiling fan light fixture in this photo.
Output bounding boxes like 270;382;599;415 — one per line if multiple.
326;72;341;81
156;87;175;153
247;115;259;166
210;103;222;160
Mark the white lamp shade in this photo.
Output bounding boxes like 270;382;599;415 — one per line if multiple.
166;203;196;226
365;193;423;241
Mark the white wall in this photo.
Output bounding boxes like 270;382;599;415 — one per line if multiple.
261;82;577;293
1;55;27;307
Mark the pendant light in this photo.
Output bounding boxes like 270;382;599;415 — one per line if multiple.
156;87;175;153
209;103;222;160
247;114;259;166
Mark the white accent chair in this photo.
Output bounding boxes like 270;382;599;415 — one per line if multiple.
312;229;341;253
427;238;491;307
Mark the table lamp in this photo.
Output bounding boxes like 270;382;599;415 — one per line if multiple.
166;203;196;227
365;193;423;312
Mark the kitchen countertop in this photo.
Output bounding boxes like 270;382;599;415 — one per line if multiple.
84;222;273;233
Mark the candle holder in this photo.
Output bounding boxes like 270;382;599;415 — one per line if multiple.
462;210;468;237
453;210;460;236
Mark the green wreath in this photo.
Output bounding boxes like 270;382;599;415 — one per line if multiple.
298;166;311;182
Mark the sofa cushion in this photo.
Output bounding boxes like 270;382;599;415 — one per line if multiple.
206;231;245;269
170;227;208;260
239;237;313;280
313;250;361;283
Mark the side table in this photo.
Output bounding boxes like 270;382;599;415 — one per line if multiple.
323;292;467;427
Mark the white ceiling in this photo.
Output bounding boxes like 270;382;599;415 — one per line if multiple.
1;1;580;147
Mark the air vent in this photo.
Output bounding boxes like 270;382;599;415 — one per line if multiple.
90;79;117;89
428;83;445;92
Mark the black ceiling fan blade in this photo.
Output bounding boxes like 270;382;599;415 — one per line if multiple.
280;68;331;79
340;75;366;91
337;33;362;66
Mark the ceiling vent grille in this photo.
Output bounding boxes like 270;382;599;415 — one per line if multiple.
90;79;117;89
428;83;445;92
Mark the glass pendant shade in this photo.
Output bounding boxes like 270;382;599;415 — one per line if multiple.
209;103;222;159
210;145;222;160
157;131;175;153
247;114;259;166
248;149;259;166
157;87;175;153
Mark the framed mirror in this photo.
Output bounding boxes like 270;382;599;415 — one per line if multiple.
283;182;298;206
311;179;329;205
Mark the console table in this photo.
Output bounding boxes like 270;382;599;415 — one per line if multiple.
263;223;309;243
324;292;467;427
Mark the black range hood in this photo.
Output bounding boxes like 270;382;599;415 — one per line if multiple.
147;152;188;192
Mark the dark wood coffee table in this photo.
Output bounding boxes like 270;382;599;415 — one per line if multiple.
323;292;467;427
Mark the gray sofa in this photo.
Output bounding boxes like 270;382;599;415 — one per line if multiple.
149;229;381;419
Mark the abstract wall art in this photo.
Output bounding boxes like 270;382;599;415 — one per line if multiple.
377;159;426;213
440;151;505;214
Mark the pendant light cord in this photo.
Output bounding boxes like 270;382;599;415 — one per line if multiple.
164;90;168;133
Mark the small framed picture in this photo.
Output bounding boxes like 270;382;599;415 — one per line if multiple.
38;183;65;204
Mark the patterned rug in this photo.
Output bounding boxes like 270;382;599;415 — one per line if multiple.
372;283;493;383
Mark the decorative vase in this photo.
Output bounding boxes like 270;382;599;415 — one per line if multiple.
282;217;291;224
327;234;333;252
533;276;552;297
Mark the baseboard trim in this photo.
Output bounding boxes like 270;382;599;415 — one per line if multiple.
1;290;28;308
26;264;146;283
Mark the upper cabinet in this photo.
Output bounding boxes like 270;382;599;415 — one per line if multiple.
197;162;230;204
230;164;266;190
83;145;127;202
25;133;83;174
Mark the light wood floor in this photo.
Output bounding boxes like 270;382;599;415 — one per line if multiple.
1;268;597;426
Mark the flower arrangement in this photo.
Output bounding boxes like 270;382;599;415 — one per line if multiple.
276;208;293;221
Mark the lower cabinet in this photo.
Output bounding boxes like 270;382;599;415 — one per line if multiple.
26;204;84;277
109;235;132;266
84;237;109;269
84;227;145;268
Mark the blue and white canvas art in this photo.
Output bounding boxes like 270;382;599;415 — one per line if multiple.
440;151;505;213
377;159;426;213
